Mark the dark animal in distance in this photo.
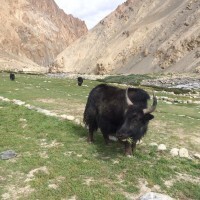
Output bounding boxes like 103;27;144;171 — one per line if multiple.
10;73;15;81
77;77;83;86
83;84;157;156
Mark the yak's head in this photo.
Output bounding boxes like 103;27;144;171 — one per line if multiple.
116;88;157;141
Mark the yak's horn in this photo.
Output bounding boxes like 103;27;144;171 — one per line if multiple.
143;92;157;114
126;88;133;106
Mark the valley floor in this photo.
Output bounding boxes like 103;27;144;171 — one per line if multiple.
0;73;199;200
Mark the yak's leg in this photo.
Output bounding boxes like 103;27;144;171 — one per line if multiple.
87;132;94;143
87;126;95;143
98;118;112;145
131;141;137;154
86;115;98;143
124;141;137;156
124;141;132;156
102;132;110;145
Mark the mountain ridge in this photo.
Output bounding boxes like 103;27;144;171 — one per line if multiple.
53;0;200;74
0;0;87;72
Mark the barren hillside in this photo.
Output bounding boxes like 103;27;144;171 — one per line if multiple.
0;50;47;74
0;0;87;72
53;0;200;74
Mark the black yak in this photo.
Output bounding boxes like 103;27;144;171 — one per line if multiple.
10;73;15;81
77;77;83;86
83;84;157;156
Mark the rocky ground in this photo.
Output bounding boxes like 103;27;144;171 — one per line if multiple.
46;73;108;80
142;74;200;90
47;73;200;91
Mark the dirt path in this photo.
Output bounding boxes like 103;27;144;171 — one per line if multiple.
0;96;84;126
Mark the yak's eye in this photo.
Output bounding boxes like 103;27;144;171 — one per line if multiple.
128;115;137;122
131;112;143;119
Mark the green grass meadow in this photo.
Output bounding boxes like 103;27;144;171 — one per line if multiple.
0;73;200;200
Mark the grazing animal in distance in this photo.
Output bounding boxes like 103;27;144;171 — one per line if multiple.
83;84;157;156
77;77;83;86
10;73;15;81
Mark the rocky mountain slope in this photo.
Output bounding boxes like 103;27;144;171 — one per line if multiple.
53;0;200;74
0;0;87;72
0;50;47;74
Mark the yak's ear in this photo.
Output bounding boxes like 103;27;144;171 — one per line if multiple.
143;114;154;121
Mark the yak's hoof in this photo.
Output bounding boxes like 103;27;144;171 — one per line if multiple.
105;139;113;146
87;138;94;143
125;151;133;157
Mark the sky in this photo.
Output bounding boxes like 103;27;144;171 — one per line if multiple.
54;0;126;29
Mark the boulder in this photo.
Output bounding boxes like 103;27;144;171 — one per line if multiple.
170;148;179;157
158;144;167;151
179;148;189;158
193;153;200;160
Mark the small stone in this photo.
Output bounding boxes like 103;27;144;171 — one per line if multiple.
152;185;161;191
193;153;200;160
187;100;193;104
80;123;85;127
0;97;10;102
109;135;118;141
64;151;73;156
19;118;27;122
0;150;17;160
158;144;167;151
113;160;119;164
179;148;189;158
66;115;75;121
60;114;68;119
74;119;81;124
68;195;77;200
24;104;35;110
140;192;173;200
48;112;58;117
165;101;172;105
149;142;158;147
184;22;189;26
170;148;179;157
12;99;25;105
36;108;52;116
48;184;58;189
136;140;143;145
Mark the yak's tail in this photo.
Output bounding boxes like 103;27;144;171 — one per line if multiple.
83;90;98;132
83;99;90;126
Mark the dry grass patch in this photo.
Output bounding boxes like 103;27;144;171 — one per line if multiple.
2;185;34;200
39;139;64;148
25;166;49;182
